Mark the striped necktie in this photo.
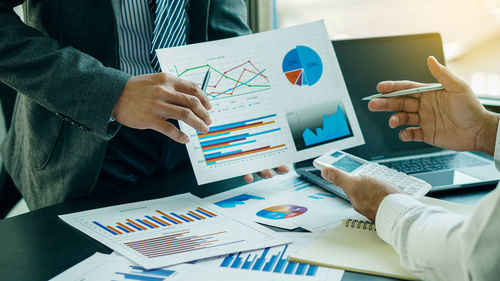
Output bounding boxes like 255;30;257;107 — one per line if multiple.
149;0;188;72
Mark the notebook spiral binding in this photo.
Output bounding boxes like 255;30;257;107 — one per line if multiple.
345;219;376;231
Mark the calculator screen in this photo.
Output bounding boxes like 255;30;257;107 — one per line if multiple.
331;156;363;173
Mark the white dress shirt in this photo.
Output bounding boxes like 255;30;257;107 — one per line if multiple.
375;122;500;280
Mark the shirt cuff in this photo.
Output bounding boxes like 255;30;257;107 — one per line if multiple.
494;115;500;170
375;193;423;244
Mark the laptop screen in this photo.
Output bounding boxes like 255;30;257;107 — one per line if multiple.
333;33;445;160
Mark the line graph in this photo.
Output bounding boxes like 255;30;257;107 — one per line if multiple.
175;60;271;99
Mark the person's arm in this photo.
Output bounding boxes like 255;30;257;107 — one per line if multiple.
320;56;500;280
0;1;213;142
374;123;500;280
376;185;500;280
0;1;131;140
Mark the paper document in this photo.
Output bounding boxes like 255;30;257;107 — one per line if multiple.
156;21;363;184
59;193;289;269
172;233;344;281
204;171;356;232
50;252;305;281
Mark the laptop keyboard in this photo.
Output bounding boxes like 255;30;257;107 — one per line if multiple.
379;153;488;174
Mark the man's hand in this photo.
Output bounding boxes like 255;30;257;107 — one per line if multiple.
321;167;401;220
112;73;212;144
242;165;290;183
369;56;498;155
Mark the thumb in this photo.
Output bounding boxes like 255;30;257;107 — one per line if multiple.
321;167;351;190
427;56;463;91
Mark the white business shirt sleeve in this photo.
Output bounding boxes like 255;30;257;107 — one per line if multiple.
375;121;500;281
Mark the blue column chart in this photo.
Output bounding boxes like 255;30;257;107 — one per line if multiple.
184;238;344;280
286;103;353;151
282;45;323;86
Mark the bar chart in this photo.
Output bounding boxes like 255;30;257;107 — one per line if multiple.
124;231;240;259
221;245;318;276
92;207;217;235
198;114;286;166
52;253;308;281
185;235;344;281
60;194;289;269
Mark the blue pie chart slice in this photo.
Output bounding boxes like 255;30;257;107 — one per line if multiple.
282;46;323;86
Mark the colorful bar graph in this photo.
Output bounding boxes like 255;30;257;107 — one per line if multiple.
199;121;274;139
146;216;166;226
108;225;122;235
117;223;135;233
127;222;143;231
188;211;204;220
124;231;241;258
127;219;146;230
152;216;170;226
217;245;320;277
93;207;218;236
93;221;116;235
197;114;286;165
197;207;217;217
116;225;130;233
205;144;286;164
201;114;276;134
179;214;194;222
201;128;281;148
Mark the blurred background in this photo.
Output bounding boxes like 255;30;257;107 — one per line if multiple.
249;0;500;102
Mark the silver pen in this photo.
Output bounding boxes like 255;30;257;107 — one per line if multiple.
362;83;444;100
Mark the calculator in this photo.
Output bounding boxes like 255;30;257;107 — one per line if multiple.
313;150;432;199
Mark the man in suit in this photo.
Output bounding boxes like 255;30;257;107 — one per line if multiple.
0;0;287;210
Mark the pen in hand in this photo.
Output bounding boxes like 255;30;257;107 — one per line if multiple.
362;83;444;100
201;68;211;93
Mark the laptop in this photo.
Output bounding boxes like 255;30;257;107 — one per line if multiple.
297;33;500;195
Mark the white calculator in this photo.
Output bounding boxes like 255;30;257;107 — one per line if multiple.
313;150;431;199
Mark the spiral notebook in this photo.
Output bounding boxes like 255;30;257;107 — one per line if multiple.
289;197;473;280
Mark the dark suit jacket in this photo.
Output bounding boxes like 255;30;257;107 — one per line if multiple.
0;0;251;209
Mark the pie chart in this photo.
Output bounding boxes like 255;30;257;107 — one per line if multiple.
282;45;323;86
256;204;307;220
